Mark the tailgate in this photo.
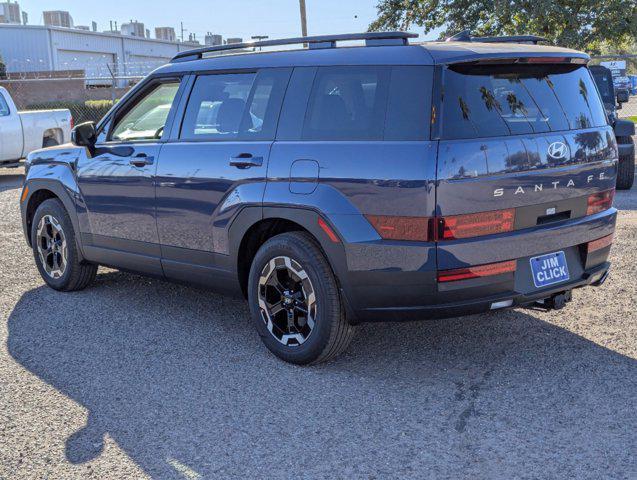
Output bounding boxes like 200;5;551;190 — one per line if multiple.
434;61;617;276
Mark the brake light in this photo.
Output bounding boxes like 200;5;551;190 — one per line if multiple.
524;56;568;64
438;209;515;240
70;116;74;130
587;189;614;215
587;233;613;253
438;260;517;283
365;215;431;241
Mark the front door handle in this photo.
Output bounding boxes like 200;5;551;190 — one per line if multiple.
229;153;263;169
130;153;154;167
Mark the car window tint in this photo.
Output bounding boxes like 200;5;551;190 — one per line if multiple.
181;69;289;141
590;68;615;104
0;94;9;116
385;66;432;141
111;82;180;142
547;67;607;129
442;64;607;140
303;66;391;141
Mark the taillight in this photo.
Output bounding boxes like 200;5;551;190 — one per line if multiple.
587;189;614;216
438;209;515;240
438;260;517;283
70;116;74;130
365;209;515;242
365;215;431;241
587;233;613;254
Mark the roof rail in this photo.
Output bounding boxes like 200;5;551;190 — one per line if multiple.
171;31;419;62
446;30;548;45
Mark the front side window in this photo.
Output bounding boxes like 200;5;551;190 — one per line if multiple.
111;82;180;142
180;69;289;141
0;94;9;117
442;64;607;140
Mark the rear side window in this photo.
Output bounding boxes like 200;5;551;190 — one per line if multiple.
301;66;431;141
180;69;290;141
441;64;607;140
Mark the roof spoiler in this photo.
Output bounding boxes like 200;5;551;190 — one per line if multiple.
171;31;419;62
446;30;548;45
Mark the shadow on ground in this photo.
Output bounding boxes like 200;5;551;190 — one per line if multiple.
614;175;637;211
0;173;24;193
7;271;637;478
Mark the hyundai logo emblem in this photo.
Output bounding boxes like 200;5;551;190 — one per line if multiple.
548;141;568;160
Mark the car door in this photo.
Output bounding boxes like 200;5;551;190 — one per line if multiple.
76;77;184;275
155;68;291;285
0;92;23;161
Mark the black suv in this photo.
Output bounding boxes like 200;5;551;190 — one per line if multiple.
21;32;617;364
590;65;635;190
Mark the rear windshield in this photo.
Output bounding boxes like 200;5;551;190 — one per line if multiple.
441;64;607;140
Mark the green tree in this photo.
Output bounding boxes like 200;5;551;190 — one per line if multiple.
369;0;637;52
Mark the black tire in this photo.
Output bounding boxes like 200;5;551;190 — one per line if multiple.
616;136;635;190
31;198;97;291
248;231;355;365
43;137;59;148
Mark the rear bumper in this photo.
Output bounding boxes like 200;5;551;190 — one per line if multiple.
348;262;610;322
339;208;616;323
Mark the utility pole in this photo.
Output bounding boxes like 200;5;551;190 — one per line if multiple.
251;35;269;51
180;22;187;42
299;0;308;37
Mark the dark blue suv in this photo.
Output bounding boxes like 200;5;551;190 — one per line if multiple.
20;32;617;364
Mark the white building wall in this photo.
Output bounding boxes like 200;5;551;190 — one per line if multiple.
0;24;195;81
0;25;52;72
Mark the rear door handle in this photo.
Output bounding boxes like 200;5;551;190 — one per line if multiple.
130;153;154;167
229;153;263;169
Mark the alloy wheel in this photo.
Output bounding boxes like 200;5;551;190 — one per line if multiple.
36;214;68;279
257;256;317;346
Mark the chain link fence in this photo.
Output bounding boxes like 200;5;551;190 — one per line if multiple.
0;75;130;123
0;60;166;124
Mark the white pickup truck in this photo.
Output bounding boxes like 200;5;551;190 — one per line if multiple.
0;87;72;167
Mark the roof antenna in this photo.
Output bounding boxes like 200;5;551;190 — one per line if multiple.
446;30;471;42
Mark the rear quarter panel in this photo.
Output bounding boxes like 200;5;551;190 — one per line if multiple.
265;141;438;311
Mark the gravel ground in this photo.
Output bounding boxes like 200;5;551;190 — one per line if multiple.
0;167;635;479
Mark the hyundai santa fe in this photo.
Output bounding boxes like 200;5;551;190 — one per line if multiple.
20;32;617;364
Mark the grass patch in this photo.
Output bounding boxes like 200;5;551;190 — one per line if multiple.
624;116;637;123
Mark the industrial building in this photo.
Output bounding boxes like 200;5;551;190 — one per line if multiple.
121;20;145;38
156;27;177;43
0;23;196;84
0;1;21;24
43;10;73;28
205;33;223;46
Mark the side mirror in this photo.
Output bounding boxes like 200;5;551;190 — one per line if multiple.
616;89;629;104
71;122;96;148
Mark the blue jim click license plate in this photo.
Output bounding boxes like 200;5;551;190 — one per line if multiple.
530;251;570;288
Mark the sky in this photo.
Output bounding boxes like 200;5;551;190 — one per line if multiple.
17;0;441;42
